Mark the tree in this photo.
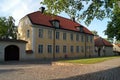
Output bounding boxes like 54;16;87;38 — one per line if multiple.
41;0;120;40
41;0;118;26
91;30;98;36
0;16;17;39
105;5;120;40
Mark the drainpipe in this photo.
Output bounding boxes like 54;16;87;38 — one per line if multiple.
53;28;56;60
85;34;87;57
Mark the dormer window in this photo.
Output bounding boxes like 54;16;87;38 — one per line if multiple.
80;26;83;32
76;26;83;32
51;20;60;28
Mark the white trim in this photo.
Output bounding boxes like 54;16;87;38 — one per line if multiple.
32;27;36;53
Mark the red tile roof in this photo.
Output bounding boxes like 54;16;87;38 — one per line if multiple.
94;37;113;47
27;11;93;35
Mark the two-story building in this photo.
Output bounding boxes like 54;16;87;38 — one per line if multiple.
18;8;94;60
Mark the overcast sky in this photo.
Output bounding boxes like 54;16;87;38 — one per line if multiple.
0;0;109;38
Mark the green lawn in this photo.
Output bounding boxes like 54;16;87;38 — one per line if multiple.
59;56;120;64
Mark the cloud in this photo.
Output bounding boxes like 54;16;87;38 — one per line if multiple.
0;0;42;25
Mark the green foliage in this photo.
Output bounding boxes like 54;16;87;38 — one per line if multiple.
105;5;120;40
91;30;98;36
41;0;120;40
41;0;118;26
0;16;17;39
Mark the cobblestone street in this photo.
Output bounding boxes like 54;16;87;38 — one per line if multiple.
0;58;120;80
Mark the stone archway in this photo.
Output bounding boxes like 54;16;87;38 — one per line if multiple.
5;45;19;61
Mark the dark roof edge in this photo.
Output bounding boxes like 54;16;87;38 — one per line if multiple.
0;39;27;43
31;23;94;35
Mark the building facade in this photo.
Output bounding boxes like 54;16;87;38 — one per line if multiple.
18;10;94;59
94;36;114;57
0;39;27;61
113;44;120;55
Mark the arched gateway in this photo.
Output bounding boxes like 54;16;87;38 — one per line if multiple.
5;45;19;61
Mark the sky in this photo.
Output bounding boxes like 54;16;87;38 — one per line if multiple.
0;0;109;38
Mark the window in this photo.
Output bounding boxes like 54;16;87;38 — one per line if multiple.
81;35;84;42
39;28;43;38
76;33;79;41
56;45;59;53
70;46;74;53
70;33;73;41
76;26;83;32
80;27;83;32
63;32;66;40
27;30;30;38
81;46;84;53
38;45;43;53
48;30;52;39
86;35;89;42
90;36;93;42
63;45;67;53
76;46;80;53
56;31;59;39
48;45;52;53
52;20;60;28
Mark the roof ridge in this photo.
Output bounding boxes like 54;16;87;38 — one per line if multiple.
26;11;93;35
28;11;80;25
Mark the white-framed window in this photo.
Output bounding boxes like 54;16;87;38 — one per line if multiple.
70;46;74;53
56;45;59;53
56;31;59;39
86;35;89;42
76;46;80;53
81;35;84;42
48;45;52;53
48;30;52;39
81;46;84;53
39;28;43;38
38;44;43;53
80;27;83;32
27;30;30;38
63;45;67;53
90;36;93;42
76;33;79;41
52;20;60;28
63;32;66;40
70;33;73;41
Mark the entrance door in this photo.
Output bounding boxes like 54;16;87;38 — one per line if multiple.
5;45;19;61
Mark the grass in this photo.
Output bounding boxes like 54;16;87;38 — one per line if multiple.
59;56;120;64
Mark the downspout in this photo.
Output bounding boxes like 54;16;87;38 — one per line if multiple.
53;28;55;60
85;34;87;57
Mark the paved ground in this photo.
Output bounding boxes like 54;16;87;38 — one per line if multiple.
0;57;120;80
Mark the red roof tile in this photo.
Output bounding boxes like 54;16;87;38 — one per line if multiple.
27;11;93;35
94;37;113;47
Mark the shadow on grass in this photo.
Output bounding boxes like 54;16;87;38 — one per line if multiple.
53;67;120;80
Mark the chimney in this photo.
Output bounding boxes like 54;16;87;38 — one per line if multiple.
72;17;75;22
39;7;45;13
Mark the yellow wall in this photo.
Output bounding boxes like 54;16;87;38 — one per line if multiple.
18;16;94;59
18;16;33;50
33;26;94;59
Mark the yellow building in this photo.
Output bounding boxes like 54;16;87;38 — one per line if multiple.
18;9;94;59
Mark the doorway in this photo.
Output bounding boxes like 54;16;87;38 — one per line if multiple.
5;45;19;61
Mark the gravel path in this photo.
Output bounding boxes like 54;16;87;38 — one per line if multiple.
0;57;120;80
